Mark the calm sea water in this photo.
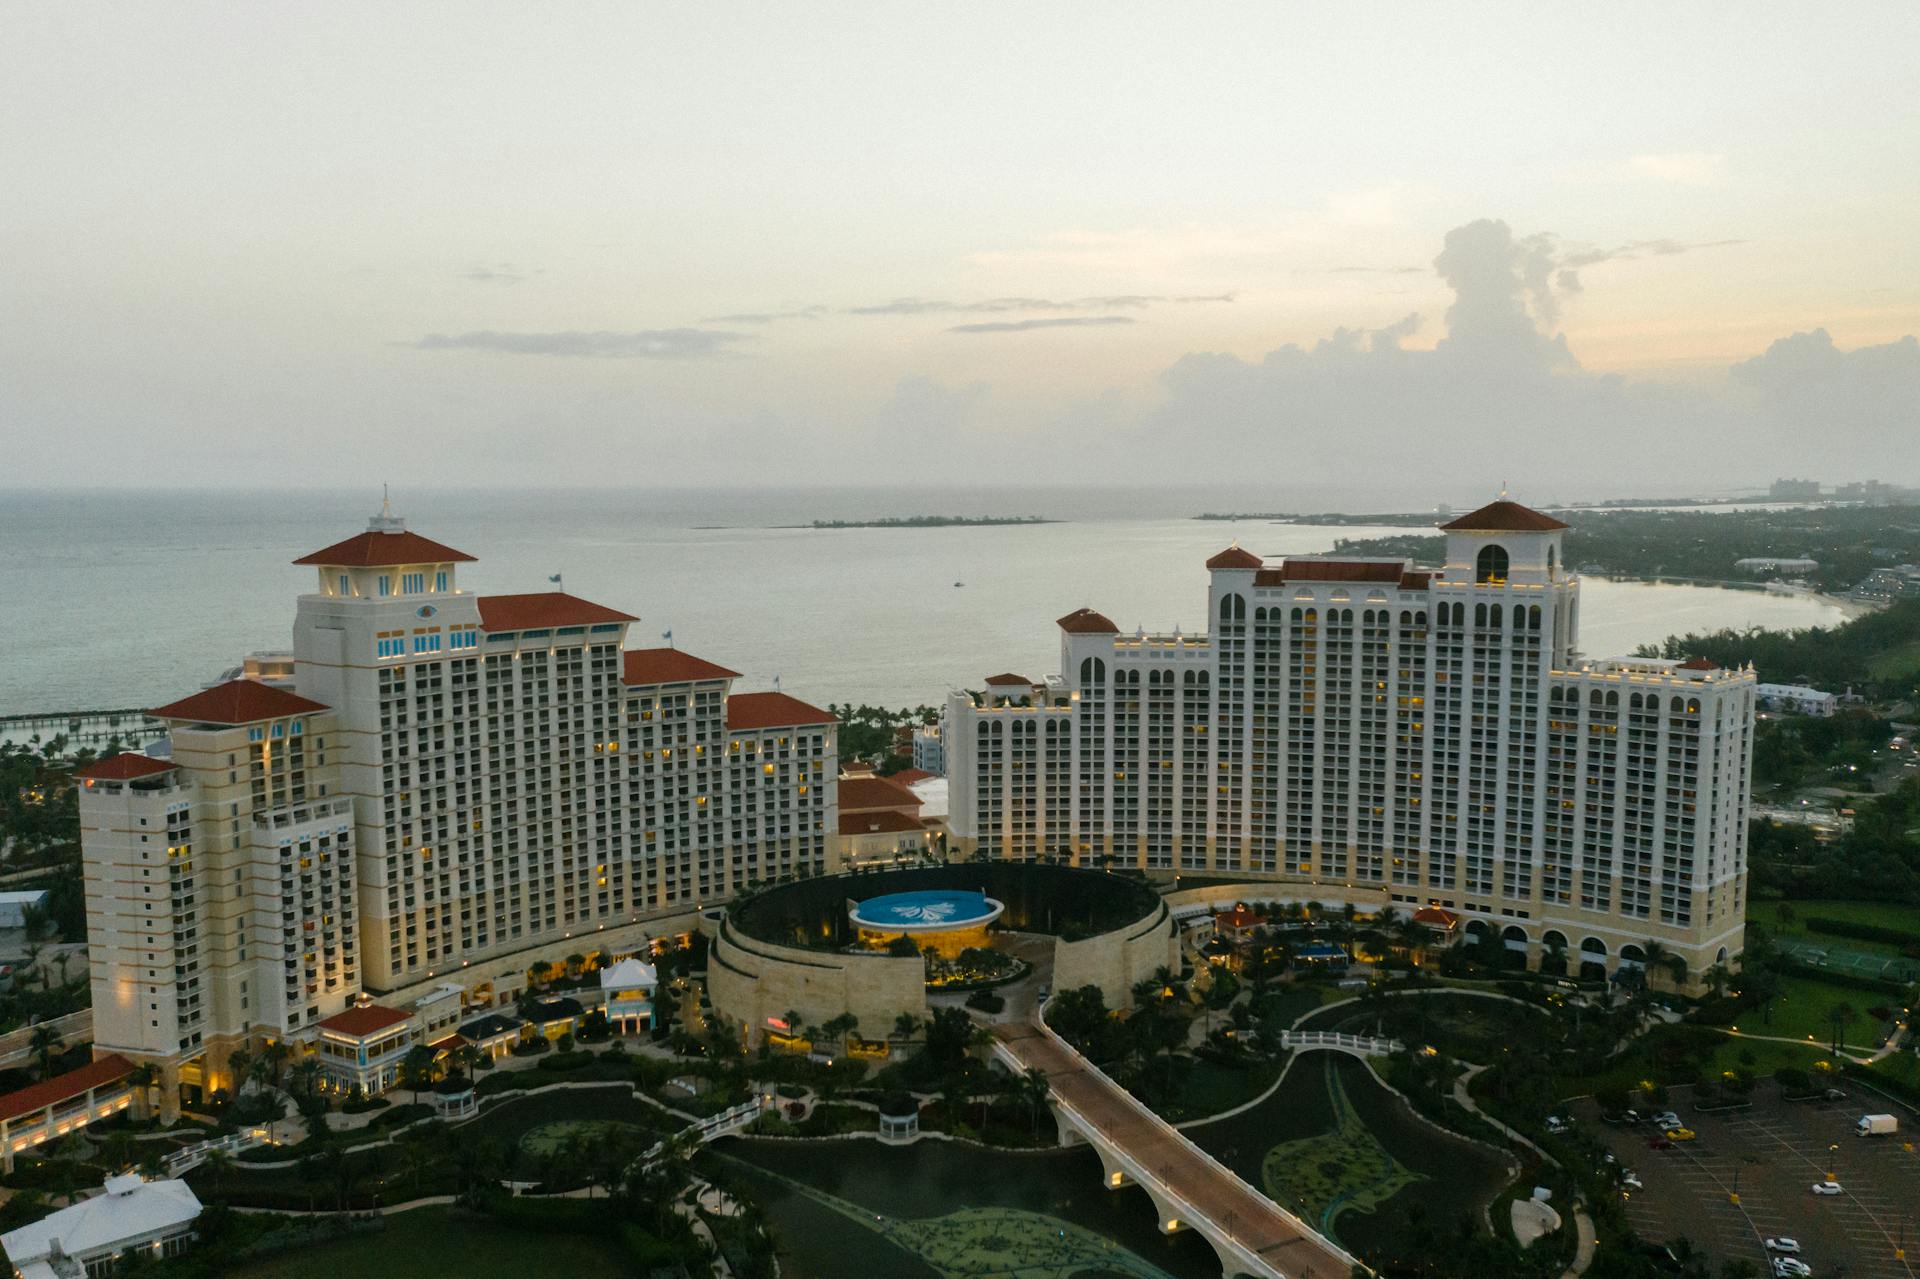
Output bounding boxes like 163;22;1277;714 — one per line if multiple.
0;486;1850;716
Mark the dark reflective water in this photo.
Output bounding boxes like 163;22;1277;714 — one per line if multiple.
703;1055;1512;1278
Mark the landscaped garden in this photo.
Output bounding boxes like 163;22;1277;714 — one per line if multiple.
222;1206;633;1279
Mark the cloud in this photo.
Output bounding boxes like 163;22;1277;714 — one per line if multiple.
947;316;1137;334
1328;265;1424;275
838;294;1235;317
700;306;829;324
1627;152;1727;186
411;328;747;357
1103;217;1912;496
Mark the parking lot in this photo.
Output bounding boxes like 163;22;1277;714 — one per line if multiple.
1577;1086;1920;1278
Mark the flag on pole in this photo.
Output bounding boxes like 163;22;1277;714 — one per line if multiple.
662;629;673;646
548;574;562;584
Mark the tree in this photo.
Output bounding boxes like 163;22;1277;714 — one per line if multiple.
1828;1002;1857;1056
1702;964;1734;998
27;1024;61;1080
399;1044;437;1103
1018;1066;1051;1137
892;1012;920;1045
203;1148;234;1202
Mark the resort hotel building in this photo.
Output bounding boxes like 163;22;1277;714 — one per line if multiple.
74;503;836;1112
944;500;1757;988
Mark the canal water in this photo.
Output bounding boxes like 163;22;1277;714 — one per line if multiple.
704;1052;1512;1278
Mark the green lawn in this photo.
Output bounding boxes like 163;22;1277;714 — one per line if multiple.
226;1206;630;1279
1738;974;1893;1050
1866;639;1920;681
1754;898;1920;956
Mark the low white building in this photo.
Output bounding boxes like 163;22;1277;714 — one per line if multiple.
911;723;944;774
0;892;48;930
1755;683;1838;716
599;958;658;1034
1;1174;201;1278
1735;556;1819;574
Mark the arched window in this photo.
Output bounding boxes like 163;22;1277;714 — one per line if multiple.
1476;544;1510;584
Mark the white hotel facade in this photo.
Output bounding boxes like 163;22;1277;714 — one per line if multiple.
77;507;835;1109
945;501;1756;986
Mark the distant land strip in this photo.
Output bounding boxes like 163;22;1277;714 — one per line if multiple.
792;515;1060;529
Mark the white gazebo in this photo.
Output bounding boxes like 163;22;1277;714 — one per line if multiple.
600;957;659;1034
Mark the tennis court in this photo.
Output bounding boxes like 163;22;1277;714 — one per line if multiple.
1777;938;1920;983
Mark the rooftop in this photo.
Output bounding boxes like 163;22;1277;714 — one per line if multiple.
838;809;926;836
0;1174;200;1267
0;1055;134;1124
150;680;327;726
726;691;836;732
475;592;638;632
1205;545;1264;570
73;754;177;783
1438;499;1570;533
316;1003;413;1038
984;672;1035;686
1056;607;1120;634
293;528;476;567
838;776;922;813
622;647;741;686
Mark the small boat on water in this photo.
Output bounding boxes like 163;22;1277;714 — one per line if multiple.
954;581;964;587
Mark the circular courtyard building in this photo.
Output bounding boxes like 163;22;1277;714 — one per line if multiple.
706;863;1177;1049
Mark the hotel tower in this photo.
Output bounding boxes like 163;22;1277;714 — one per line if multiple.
944;500;1756;987
76;504;835;1108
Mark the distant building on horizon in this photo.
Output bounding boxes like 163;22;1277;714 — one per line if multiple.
944;500;1757;990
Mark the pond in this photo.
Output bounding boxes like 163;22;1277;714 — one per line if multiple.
700;1138;1225;1279
1185;1054;1514;1268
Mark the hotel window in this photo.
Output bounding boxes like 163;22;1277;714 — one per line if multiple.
378;638;406;659
434;570;448;592
337;574;351;596
378;575;392;597
402;572;425;594
413;634;441;654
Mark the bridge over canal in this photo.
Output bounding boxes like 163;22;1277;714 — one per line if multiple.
991;1019;1366;1279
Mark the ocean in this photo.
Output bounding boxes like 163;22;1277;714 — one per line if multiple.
0;485;1851;717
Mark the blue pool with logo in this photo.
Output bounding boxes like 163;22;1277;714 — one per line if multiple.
849;889;1004;932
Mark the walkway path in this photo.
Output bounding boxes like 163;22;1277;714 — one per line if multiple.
1449;1064;1594;1279
993;1019;1357;1278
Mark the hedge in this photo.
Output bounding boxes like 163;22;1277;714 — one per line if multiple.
1805;917;1920;950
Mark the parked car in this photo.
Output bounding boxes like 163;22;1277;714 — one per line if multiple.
1765;1238;1800;1255
1622;1172;1644;1190
1771;1257;1812;1278
1811;1180;1844;1195
1648;1137;1674;1151
1652;1111;1681;1129
1546;1115;1571;1134
1665;1127;1696;1142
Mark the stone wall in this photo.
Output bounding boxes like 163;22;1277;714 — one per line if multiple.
1047;902;1180;1008
709;919;928;1047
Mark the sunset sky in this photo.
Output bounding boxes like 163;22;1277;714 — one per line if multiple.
4;3;1916;493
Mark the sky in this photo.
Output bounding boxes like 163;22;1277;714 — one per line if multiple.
3;3;1917;496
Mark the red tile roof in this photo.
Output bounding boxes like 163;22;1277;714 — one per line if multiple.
316;1004;414;1038
294;529;476;567
1214;907;1262;931
726;691;837;732
1399;571;1435;590
888;768;935;786
1206;545;1264;570
1056;607;1119;634
1438;500;1569;532
1255;559;1408;585
151;680;328;725
476;592;638;631
0;1054;134;1123
428;1033;470;1054
838;809;926;836
622;648;740;686
1677;657;1719;671
74;754;177;782
984;673;1035;686
838;776;922;813
1411;906;1459;929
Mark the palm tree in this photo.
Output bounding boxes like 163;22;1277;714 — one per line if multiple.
27;1024;61;1079
1638;939;1672;991
225;1046;254;1097
892;1012;920;1046
1018;1067;1051;1137
1702;964;1734;998
1541;932;1569;976
261;1040;292;1087
1828;1002;1856;1056
203;1148;234;1202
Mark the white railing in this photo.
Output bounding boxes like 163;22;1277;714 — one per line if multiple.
1279;1030;1403;1057
165;1126;273;1174
1007;1017;1364;1277
638;1095;767;1166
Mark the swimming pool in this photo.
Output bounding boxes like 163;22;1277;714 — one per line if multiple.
848;889;1005;933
